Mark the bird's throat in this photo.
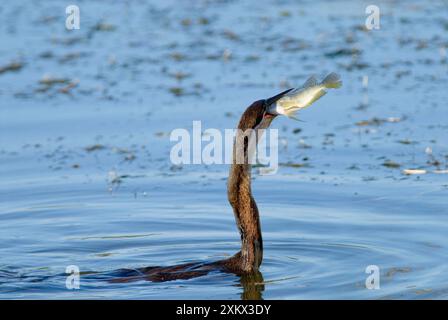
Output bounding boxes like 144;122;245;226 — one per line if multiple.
227;163;263;273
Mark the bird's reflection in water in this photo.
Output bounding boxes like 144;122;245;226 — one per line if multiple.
239;271;264;300
107;263;264;300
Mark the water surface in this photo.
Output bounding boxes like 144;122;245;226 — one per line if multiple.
0;0;447;299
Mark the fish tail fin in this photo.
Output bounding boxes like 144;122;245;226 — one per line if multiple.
302;75;318;88
321;72;342;89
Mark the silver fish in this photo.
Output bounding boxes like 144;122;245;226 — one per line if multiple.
268;72;342;120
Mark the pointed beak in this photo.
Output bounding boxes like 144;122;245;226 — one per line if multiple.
264;88;294;115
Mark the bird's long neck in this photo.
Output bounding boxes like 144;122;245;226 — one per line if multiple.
228;161;263;272
227;111;273;273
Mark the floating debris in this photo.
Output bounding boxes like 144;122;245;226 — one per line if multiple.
395;70;411;79
222;49;232;60
341;61;370;71
38;15;58;24
362;75;369;89
0;62;23;74
59;80;79;94
427;159;441;167
403;169;427;175
245;55;260;62
108;171;122;185
356;117;403;126
124;154;136;161
168;71;191;81
95;252;114;257
39;75;70;86
279;162;310;168
222;30;240;41
169;87;184;96
170;164;183;172
180;18;192;27
51;36;83;46
281;38;309;52
112;147;137;161
39;51;54;59
198;17;210;25
397;139;417;145
415;40;427;50
382;160;401;168
352;24;369;32
170;52;186;61
325;48;361;58
108;171;145;187
112;147;132;154
206;49;233;61
85;144;106;152
92;22;116;32
59;52;87;64
298;139;312;149
386;267;411;278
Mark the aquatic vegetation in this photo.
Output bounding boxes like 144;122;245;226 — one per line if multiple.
0;61;23;74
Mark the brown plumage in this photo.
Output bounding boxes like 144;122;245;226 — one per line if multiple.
223;100;274;273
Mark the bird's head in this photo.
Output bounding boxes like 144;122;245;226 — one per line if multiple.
237;88;294;131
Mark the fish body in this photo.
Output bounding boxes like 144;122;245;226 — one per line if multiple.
268;72;342;119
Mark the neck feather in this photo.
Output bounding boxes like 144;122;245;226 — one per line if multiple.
227;123;272;272
228;162;263;272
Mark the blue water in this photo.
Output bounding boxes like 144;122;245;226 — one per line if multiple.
0;0;447;299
